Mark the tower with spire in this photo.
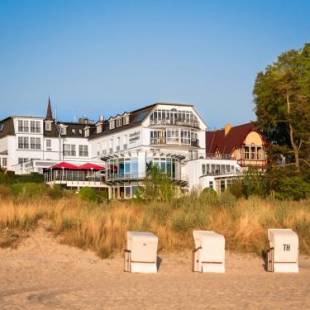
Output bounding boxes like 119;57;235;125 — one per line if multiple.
45;97;54;120
44;97;54;132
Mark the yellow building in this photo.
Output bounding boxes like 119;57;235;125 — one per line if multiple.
206;122;267;169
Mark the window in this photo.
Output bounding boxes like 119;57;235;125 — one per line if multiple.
149;109;200;128
124;134;128;150
60;126;67;135
109;119;115;130
79;145;88;157
244;146;250;159
107;158;139;181
202;164;206;175
2;158;7;167
46;139;52;150
115;117;122;127
166;128;179;144
63;144;76;156
221;180;226;192
18;120;29;132
84;127;90;137
209;181;213;189
125;186;131;199
151;157;178;179
18;137;29;149
251;146;256;159
96;124;102;134
0;124;4;131
123;114;130;125
30;137;41;150
18;158;28;165
30;120;40;133
45;121;52;131
181;129;190;145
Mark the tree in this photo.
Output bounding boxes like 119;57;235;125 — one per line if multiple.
141;164;176;202
253;43;310;173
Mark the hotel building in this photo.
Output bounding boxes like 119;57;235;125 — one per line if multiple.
0;100;244;197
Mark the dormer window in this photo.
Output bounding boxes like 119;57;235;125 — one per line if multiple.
84;126;90;137
59;125;67;135
109;118;115;130
96;123;102;134
115;117;122;127
45;121;52;131
72;128;76;134
123;114;130;125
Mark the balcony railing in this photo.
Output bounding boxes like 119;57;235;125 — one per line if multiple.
150;138;199;147
150;119;200;128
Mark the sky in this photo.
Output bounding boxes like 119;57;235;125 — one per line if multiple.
0;0;309;128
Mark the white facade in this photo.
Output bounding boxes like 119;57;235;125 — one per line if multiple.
0;116;94;174
89;103;241;198
0;102;242;197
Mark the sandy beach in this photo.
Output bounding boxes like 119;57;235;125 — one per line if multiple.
0;228;309;310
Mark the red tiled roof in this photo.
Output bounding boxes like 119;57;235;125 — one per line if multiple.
206;122;262;155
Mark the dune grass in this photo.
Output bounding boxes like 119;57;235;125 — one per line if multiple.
0;193;309;257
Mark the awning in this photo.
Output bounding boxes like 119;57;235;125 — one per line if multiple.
49;162;79;170
79;163;105;171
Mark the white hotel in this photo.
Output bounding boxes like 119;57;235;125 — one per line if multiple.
0;100;242;198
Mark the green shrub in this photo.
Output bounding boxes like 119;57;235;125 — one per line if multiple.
274;177;310;200
219;190;236;206
13;173;44;184
142;165;176;202
78;187;108;203
0;171;10;184
10;182;46;199
229;180;243;198
199;188;218;205
79;187;98;202
47;184;64;200
242;169;268;198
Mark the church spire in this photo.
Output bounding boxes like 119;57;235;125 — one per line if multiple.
46;97;53;120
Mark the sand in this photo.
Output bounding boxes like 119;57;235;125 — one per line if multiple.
0;228;309;310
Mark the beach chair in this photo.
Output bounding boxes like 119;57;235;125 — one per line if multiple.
193;230;225;273
124;231;158;273
267;229;299;273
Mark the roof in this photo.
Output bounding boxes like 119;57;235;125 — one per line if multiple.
90;102;194;139
49;162;79;170
0;117;15;138
79;163;105;170
44;121;96;138
206;122;263;154
0;102;197;140
90;104;155;139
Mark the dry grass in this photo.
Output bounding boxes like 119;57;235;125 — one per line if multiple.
0;195;309;257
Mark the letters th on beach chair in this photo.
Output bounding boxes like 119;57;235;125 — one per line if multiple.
193;230;225;273
267;229;299;273
124;231;158;273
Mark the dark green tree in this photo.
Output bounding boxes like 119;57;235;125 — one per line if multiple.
253;43;310;173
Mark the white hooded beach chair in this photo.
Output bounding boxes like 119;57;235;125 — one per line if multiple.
124;231;158;273
267;229;299;273
193;230;225;273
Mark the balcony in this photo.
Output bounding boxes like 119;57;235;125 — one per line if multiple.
150;137;199;147
150;119;200;129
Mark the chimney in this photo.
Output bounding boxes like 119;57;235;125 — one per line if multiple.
224;123;232;136
99;115;104;122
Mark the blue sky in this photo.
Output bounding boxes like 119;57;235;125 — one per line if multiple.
0;0;309;128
